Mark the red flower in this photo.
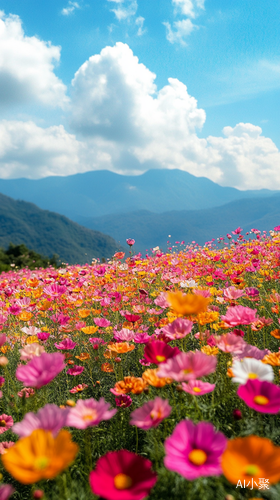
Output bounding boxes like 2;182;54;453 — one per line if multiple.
124;314;141;323
144;341;180;364
89;449;157;500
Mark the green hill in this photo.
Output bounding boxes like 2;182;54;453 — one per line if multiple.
0;193;123;265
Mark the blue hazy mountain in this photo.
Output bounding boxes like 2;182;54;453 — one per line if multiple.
75;194;280;254
0;169;277;220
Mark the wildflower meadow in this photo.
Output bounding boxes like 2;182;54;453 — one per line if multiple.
1;228;280;500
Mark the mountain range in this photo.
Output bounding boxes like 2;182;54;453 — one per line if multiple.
0;169;277;220
0;193;122;265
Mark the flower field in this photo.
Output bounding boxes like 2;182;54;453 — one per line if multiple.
1;229;280;499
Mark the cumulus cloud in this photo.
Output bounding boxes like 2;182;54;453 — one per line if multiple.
163;0;204;45
107;0;138;21
0;12;68;108
61;1;81;16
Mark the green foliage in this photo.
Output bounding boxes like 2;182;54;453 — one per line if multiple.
0;243;59;272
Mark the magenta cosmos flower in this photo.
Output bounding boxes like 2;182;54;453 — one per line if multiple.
221;305;258;326
162;318;193;340
0;415;14;434
67;365;84;376
126;238;135;246
182;380;215;396
164;420;227;480
94;317;111;327
130;397;172;430
66;398;117;429
144;341;180;365
237;379;280;414
157;351;217;382
0;484;15;500
13;404;68;437
16;352;65;389
54;338;77;350
115;395;132;408
89;450;157;500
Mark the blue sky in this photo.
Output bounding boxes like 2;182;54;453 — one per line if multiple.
0;0;279;190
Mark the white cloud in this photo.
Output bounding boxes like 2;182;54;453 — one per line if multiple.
135;16;146;36
107;0;138;21
61;2;81;16
0;12;68;108
163;19;197;46
172;0;205;18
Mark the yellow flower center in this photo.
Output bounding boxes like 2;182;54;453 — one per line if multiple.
114;473;133;490
253;395;269;405
83;410;97;421
193;387;201;393
244;464;260;476
150;410;162;420
248;372;258;379
183;369;192;374
156;355;166;362
34;456;50;470
0;420;6;427
188;449;207;465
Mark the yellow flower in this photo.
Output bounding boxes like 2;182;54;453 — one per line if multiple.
201;345;219;356
197;311;219;325
78;309;91;318
81;326;99;335
2;429;78;484
167;291;210;316
25;336;39;344
18;311;33;322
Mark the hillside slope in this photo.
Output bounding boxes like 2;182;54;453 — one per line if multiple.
0;193;122;264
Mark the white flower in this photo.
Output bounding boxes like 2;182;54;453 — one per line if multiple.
231;358;274;385
20;343;45;361
21;326;41;336
180;279;197;288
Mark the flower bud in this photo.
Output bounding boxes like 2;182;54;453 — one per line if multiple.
33;490;45;499
233;409;242;420
0;357;8;367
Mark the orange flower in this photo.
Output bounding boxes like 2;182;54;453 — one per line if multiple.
107;342;135;354
262;352;280;366
27;278;40;288
0;345;10;354
197;311;219;325
104;350;118;359
75;352;90;361
167;291;210;316
221;435;280;486
112;377;148;395
122;321;134;329
78;309;91;319
101;363;114;373
91;309;102;316
19;311;33;322
37;300;52;311
158;318;169;327
270;329;280;339
32;289;43;299
81;326;99;335
226;367;234;377
2;429;78;484
201;345;219;356
142;369;173;388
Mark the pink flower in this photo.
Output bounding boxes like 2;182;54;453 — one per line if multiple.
126;238;135;246
13;404;69;437
54;338;77;350
93;265;107;277
0;334;6;347
69;383;88;394
130;397;172;430
89;337;106;349
20;343;45;361
221;305;258;326
233;344;270;361
232;227;242;235
67;365;84;376
193;289;211;298
0;484;15;500
16;352;65;389
144;341;180;364
0;442;14;455
134;332;150;344
157;351;217;382
215;333;246;353
37;331;50;341
162;318;193;340
75;321;86;329
66;398;117;429
21;326;41;336
94;318;111;327
0;415;14;434
89;450;157;500
154;292;169;308
139;358;151;366
17;388;35;398
246;287;259;297
223;287;244;300
182;380;215;396
115;395;132;408
0;377;5;388
124;313;141;323
237;379;280;414
50;313;70;325
114;329;135;342
8;305;21;315
164;420;227;480
44;284;67;297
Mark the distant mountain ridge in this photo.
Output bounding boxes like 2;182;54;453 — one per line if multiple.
0;169;277;221
75;194;280;254
0;193;123;265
